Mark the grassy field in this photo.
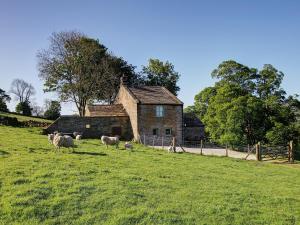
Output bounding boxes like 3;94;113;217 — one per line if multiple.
0;112;53;123
0;125;300;225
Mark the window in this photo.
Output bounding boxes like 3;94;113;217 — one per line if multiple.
156;105;164;117
165;128;172;136
153;128;159;136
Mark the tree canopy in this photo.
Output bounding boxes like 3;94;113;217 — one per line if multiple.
37;31;137;116
191;60;299;146
10;79;35;103
44;100;61;120
141;58;180;96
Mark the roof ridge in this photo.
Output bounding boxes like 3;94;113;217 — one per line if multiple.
125;86;140;103
160;87;183;105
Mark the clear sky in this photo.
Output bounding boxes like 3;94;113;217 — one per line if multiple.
0;0;299;114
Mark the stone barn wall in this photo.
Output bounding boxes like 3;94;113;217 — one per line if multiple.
45;116;133;140
138;104;183;145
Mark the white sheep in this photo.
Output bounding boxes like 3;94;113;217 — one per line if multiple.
76;134;82;140
101;136;119;148
52;134;74;149
124;142;133;150
48;134;54;143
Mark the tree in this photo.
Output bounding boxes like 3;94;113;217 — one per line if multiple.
141;58;180;96
10;79;35;103
193;60;299;146
37;31;138;116
96;54;139;104
16;101;32;116
0;88;11;112
44;100;61;120
31;103;44;117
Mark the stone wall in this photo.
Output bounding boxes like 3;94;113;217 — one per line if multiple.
138;104;183;144
115;85;139;140
45;116;133;139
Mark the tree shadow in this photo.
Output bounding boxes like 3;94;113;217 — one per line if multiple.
71;151;107;156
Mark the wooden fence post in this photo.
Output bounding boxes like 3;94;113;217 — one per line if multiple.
225;144;228;157
256;142;261;161
200;139;203;155
172;136;176;153
143;134;146;145
289;140;294;163
162;136;164;149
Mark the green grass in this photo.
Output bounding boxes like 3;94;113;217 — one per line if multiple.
0;112;53;123
0;125;300;225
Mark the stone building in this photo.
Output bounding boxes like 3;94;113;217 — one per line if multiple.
183;112;205;141
45;83;184;144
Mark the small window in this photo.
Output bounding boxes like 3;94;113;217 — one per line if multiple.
156;105;164;117
153;128;159;136
86;124;91;129
165;128;172;136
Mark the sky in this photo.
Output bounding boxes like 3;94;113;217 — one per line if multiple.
0;0;299;114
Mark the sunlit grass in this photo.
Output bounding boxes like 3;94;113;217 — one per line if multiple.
0;112;53;123
0;125;299;224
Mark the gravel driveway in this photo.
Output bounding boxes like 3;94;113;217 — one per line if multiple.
155;146;256;160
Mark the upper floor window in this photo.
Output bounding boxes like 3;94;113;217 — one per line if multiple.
156;105;164;117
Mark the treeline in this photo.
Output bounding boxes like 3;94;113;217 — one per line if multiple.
1;30;181;118
187;60;300;146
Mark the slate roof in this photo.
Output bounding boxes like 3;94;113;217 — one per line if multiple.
127;86;183;105
183;113;204;127
86;104;128;117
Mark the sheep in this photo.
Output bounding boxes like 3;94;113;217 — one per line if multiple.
168;146;176;153
73;132;81;138
124;142;133;150
48;134;54;143
52;134;74;150
76;134;82;140
101;136;119;148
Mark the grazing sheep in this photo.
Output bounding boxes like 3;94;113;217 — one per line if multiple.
168;146;175;153
124;142;133;150
101;136;119;148
48;134;54;143
76;134;82;140
52;134;74;149
73;132;81;138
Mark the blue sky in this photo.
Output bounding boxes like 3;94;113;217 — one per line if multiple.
0;0;299;114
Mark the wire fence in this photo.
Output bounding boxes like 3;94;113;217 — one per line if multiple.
139;135;295;163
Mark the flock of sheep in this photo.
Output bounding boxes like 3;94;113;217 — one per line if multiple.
47;132;133;150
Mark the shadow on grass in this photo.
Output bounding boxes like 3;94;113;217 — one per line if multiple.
0;150;10;156
72;151;107;156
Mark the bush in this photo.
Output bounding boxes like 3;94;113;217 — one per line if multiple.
16;101;32;116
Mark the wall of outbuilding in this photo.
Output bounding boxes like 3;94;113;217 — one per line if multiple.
45;116;133;140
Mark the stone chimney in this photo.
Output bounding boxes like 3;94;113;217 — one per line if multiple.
120;74;128;86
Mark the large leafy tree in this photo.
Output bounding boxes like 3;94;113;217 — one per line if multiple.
0;88;11;112
192;60;299;146
141;58;180;96
37;31;137;116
